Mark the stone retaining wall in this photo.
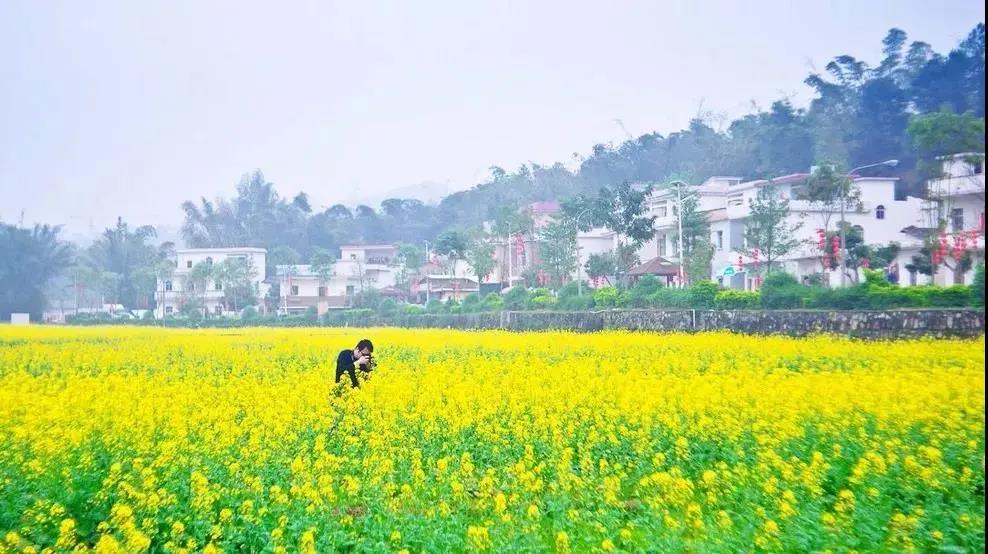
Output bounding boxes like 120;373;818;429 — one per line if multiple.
345;309;984;338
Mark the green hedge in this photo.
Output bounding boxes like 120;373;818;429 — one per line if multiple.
714;290;761;309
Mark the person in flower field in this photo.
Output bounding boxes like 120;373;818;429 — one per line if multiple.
335;338;375;389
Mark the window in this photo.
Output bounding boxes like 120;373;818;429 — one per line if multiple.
975;161;984;175
716;231;724;250
215;282;222;291
205;256;213;266
214;305;222;315
165;306;173;314
909;270;917;286
346;285;355;296
186;260;193;268
164;280;172;292
318;286;327;297
290;285;299;296
656;201;668;218
189;282;196;292
951;208;964;232
658;234;667;257
876;205;885;220
350;254;357;260
728;195;743;207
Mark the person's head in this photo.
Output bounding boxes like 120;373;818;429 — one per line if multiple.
354;339;374;357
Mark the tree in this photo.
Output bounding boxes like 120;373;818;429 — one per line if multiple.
434;230;470;278
0;224;72;320
563;181;655;285
465;232;497;286
799;163;860;235
684;239;715;283
819;224;901;283
215;256;258;311
184;261;214;315
585;252;618;286
908;107;986;180
536;219;578;289
310;248;336;294
87;217;162;309
743;184;804;274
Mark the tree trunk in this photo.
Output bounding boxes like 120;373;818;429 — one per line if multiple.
954;266;966;285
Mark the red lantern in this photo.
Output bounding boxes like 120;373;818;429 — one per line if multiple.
515;233;525;255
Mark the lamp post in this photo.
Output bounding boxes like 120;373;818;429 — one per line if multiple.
668;180;697;288
838;159;899;286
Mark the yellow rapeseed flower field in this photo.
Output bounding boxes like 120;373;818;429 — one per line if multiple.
0;326;984;552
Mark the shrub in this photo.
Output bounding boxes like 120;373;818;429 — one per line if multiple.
482;293;504;311
973;263;985;307
760;272;808;309
688;280;720;309
241;306;259;321
425;299;444;314
648;288;691;309
556;282;581;300
460;293;483;313
503;287;530;311
377;298;398;317
559;295;595;311
529;288;557;310
863;268;893;289
714;290;761;309
805;286;869;310
593;287;621;308
926;285;973;307
403;304;426;315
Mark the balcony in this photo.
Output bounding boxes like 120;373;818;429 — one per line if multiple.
928;174;985;198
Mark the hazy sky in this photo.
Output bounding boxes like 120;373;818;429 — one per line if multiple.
1;0;984;235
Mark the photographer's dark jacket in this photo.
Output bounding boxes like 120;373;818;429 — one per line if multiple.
335;349;371;388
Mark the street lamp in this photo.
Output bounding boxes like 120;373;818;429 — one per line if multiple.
838;159;899;286
668;180;698;288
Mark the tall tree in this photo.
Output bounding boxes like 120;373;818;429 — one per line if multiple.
465;231;497;287
87;217;163;309
434;230;470;278
0;224;72;320
743;184;805;274
536;219;578;289
563;181;656;284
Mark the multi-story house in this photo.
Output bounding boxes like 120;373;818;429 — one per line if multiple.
487;201;618;287
155;247;267;317
637;170;932;290
921;153;985;285
276;244;399;314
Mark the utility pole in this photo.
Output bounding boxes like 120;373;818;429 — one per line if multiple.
423;240;431;303
668;180;695;288
839;160;899;287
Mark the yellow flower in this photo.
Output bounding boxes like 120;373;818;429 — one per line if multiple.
601;539;615;551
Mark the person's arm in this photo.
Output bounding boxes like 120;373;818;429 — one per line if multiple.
346;366;360;388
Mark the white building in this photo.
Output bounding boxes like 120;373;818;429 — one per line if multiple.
276;244;399;314
922;153;985;285
637;171;933;290
487;201;618;287
155;247;268;318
